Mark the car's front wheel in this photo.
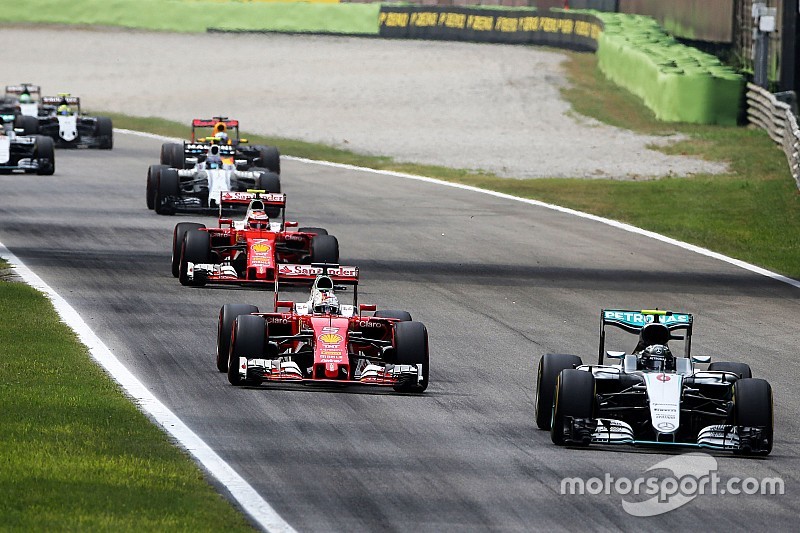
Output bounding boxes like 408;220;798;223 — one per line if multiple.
550;369;595;446
228;314;267;386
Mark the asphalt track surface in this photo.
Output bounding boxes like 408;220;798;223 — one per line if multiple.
2;135;800;531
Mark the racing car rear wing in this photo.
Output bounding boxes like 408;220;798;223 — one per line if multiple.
191;117;240;142
6;84;41;96
599;309;693;363
219;191;285;209
42;95;80;106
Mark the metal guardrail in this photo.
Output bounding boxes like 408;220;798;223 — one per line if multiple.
746;82;800;190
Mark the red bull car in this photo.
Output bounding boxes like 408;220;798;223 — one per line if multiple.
535;309;773;455
173;191;339;285
216;267;429;392
159;116;279;174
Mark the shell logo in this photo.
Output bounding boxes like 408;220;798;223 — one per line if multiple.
319;333;343;344
252;243;271;253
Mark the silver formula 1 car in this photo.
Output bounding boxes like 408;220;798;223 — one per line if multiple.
535;309;773;455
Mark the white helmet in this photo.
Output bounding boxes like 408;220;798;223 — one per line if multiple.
312;290;340;315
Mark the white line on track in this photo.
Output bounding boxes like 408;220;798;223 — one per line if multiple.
124;127;800;290
0;241;296;533
6;127;796;530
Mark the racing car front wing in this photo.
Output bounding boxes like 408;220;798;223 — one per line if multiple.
236;358;423;387
560;417;770;454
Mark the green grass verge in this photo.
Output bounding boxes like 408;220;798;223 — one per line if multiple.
101;51;800;279
0;276;256;531
0;0;380;34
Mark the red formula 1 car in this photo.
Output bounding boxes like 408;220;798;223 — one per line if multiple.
216;267;430;392
173;191;339;286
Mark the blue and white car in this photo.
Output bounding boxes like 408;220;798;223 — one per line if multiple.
535;309;773;455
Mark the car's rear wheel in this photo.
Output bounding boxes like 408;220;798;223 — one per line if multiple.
732;378;773;455
95;117;113;149
310;235;339;264
172;222;206;277
147;164;168;209
298;227;328;236
551;369;595;446
35;136;55;175
169;143;185;169
257;145;280;174
15;115;39;135
155;168;179;215
228;314;267;386
179;229;211;286
709;361;752;380
535;353;583;430
217;304;259;372
375;310;412;321
392;321;429;392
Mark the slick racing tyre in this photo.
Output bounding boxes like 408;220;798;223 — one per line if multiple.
393;321;429;392
535;353;583;430
217;304;259;372
709;361;752;380
169;143;185;169
160;142;176;165
375;310;412;321
732;378;773;456
255;170;281;193
147;164;168;210
155;168;180;215
228;314;267;386
178;229;211;286
15;115;39;135
95;117;113;149
172;222;206;277
256;145;280;175
298;227;328;236
550;369;595;446
310;235;339;264
34;136;55;175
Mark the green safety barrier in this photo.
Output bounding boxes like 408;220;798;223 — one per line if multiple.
589;11;744;125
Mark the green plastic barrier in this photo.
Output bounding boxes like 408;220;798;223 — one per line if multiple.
591;11;744;125
0;0;380;34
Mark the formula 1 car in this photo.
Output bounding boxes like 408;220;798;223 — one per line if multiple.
174;191;340;285
3;84;42;134
148;142;281;214
159;117;279;174
0;117;55;175
535;309;773;455
35;95;113;149
216;267;429;392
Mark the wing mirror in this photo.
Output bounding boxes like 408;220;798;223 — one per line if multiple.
691;355;711;364
606;351;626;359
284;221;298;229
275;300;293;310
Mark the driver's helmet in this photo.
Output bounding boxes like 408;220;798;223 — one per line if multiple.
247;210;270;229
214;131;229;144
19;93;31;104
57;104;71;116
312;290;340;315
205;144;223;169
639;344;674;371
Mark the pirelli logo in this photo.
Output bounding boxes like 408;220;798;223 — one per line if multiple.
379;7;603;49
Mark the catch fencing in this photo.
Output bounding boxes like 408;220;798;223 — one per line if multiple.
746;82;800;190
